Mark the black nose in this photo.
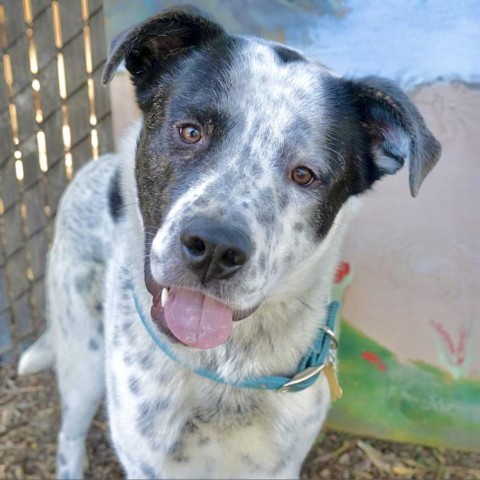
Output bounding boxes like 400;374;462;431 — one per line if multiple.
180;217;251;283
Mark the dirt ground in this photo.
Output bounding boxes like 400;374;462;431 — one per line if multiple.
1;364;479;480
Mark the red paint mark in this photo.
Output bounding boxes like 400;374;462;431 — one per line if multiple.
334;262;350;284
430;320;470;367
361;350;387;371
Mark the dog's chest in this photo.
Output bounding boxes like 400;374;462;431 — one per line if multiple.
104;281;327;478
108;361;324;479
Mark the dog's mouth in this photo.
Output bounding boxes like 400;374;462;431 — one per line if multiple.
147;281;258;349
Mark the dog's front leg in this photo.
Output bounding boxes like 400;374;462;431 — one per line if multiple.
52;265;106;479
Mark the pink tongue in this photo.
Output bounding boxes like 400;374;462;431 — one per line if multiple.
163;287;233;349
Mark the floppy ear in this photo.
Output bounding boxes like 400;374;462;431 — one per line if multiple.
101;6;224;106
346;76;441;197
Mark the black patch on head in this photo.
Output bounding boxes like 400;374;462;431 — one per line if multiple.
134;35;246;234
311;78;396;237
88;338;99;351
311;74;440;238
273;45;304;63
108;169;124;222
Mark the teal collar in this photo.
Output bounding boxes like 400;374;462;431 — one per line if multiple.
133;293;339;393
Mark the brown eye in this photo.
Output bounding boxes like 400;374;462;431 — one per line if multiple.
179;125;202;144
291;166;315;186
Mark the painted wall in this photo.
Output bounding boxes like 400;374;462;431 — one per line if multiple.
104;0;480;450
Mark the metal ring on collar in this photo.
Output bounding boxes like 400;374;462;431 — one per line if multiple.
318;325;338;349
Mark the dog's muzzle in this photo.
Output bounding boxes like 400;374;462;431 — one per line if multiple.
147;216;255;349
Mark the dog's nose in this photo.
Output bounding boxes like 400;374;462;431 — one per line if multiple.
180;217;251;283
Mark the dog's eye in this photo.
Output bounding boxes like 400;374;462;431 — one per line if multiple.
179;125;202;144
291;166;315;186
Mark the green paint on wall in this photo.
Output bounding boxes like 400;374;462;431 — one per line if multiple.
327;318;480;451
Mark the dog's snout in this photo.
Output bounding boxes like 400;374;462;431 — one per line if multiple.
180;217;251;283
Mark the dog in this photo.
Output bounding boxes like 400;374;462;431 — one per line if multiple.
18;6;441;479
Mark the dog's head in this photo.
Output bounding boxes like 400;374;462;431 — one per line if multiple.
103;6;441;349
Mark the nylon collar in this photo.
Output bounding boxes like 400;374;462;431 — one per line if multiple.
133;292;339;393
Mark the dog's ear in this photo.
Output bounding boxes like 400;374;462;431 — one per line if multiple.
101;6;224;101
345;76;441;197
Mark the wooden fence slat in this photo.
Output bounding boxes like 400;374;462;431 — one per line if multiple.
0;108;13;158
63;33;88;97
20;134;39;189
12;295;32;344
26;230;47;280
71;135;94;170
32;6;56;72
3;0;25;48
42;108;64;168
0;57;9;111
24;184;47;235
89;0;104;13
14;86;36;147
59;0;83;45
3;202;24;257
90;9;107;72
97;114;114;156
0;307;13;360
0;157;20;211
32;0;51;18
31;279;45;329
8;35;30;94
66;83;90;147
38;59;62;119
4;250;29;297
93;65;110;120
46;153;68;213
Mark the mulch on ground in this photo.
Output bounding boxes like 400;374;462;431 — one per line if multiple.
1;364;479;479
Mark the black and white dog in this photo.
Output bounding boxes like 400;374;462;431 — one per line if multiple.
18;7;441;479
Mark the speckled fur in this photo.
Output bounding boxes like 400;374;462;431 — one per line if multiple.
18;8;440;480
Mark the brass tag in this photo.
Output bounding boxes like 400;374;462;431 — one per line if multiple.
324;364;343;401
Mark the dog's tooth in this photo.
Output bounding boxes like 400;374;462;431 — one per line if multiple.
161;288;169;308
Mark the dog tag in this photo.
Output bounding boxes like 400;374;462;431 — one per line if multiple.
324;364;343;401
